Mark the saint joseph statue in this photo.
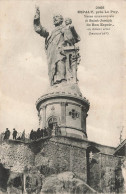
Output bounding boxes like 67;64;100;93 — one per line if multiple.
34;7;80;86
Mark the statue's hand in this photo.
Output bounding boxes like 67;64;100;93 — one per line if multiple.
34;5;40;20
35;6;40;14
34;5;49;38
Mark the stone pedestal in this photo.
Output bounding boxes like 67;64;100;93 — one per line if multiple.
36;82;90;139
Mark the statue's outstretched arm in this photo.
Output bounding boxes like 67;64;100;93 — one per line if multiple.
34;7;49;38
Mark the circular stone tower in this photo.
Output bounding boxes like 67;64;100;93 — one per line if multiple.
34;12;90;139
36;81;89;139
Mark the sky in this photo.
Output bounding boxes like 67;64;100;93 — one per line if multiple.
0;0;126;147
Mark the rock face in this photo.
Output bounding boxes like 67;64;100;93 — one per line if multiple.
0;163;10;193
25;167;42;194
42;172;97;194
0;141;34;173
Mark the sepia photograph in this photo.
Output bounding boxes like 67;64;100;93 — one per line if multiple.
0;0;126;193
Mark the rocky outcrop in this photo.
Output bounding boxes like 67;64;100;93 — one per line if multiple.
42;171;97;194
0;141;34;173
0;163;10;193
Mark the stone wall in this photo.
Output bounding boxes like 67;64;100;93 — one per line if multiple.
88;152;125;193
34;137;87;181
0;140;34;173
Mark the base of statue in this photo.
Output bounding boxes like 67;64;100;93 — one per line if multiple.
36;81;90;140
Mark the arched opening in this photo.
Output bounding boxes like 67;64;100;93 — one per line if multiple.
48;117;58;131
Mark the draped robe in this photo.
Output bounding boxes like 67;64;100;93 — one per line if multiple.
34;14;80;85
34;18;66;85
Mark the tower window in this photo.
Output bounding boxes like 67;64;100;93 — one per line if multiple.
69;109;80;119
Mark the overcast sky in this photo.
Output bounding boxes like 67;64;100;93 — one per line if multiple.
0;0;126;147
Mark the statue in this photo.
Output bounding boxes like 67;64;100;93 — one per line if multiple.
63;18;80;46
34;7;80;86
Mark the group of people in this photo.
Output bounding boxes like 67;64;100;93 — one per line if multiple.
30;127;51;141
3;128;25;141
4;128;17;140
2;125;62;142
30;125;61;141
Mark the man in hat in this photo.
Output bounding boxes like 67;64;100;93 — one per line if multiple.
13;128;17;140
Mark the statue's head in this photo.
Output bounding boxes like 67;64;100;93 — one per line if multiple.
65;18;72;25
53;14;63;26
